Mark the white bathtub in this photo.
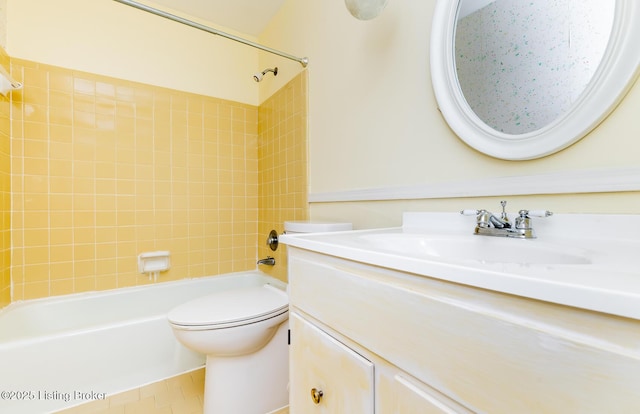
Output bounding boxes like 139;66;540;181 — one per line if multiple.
0;271;286;414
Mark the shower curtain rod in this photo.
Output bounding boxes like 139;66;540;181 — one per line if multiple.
113;0;308;67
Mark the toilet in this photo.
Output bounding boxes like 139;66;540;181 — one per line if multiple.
168;284;289;414
168;221;351;414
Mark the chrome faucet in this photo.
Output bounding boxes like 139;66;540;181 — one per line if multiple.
257;256;276;266
461;201;552;239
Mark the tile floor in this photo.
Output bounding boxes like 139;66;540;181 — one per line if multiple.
58;369;205;413
57;368;290;414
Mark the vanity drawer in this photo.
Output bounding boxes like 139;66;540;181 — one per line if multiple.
290;312;374;413
288;248;640;413
377;369;474;414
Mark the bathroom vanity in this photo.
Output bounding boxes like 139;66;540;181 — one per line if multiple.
282;212;640;413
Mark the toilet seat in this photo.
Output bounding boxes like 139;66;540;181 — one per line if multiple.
168;284;288;331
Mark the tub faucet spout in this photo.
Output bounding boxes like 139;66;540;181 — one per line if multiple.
257;256;276;266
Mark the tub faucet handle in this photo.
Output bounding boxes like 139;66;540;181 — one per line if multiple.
266;230;279;251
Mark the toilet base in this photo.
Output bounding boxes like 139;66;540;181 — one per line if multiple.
203;321;289;414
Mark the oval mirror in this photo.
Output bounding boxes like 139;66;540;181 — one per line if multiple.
431;0;640;160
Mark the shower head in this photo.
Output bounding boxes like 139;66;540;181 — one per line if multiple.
253;67;278;82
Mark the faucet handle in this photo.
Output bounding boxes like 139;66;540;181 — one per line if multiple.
461;209;492;228
515;209;552;231
526;210;553;218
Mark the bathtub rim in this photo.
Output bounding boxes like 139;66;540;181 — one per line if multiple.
1;270;285;315
0;270;287;346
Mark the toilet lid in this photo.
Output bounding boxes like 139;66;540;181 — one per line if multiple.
167;284;288;328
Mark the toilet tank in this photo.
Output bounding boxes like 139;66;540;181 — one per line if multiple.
284;221;352;234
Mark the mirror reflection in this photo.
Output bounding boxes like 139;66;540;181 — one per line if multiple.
454;0;614;135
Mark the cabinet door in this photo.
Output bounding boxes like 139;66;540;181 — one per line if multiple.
290;312;374;413
378;370;474;414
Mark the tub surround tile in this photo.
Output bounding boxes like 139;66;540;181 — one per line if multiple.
257;71;309;283
0;46;9;309
0;50;308;304
9;59;260;300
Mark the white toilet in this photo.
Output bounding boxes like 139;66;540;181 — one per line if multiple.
168;284;289;414
168;221;351;414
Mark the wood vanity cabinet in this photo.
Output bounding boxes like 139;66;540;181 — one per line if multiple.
290;312;374;413
290;310;468;414
287;248;640;414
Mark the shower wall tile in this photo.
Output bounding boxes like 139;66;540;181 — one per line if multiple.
10;59;259;300
0;46;9;308
257;71;309;282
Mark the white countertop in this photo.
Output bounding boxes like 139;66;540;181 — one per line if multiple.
281;212;640;320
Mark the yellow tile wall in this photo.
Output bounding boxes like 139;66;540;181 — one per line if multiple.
0;46;10;308
257;71;309;282
10;59;259;300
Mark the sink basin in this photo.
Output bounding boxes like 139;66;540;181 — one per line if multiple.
359;233;591;265
282;212;640;320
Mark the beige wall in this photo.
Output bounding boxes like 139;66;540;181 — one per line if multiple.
0;0;6;49
3;0;638;296
6;0;260;105
261;0;640;226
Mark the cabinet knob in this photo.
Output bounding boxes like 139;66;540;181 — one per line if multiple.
310;388;324;404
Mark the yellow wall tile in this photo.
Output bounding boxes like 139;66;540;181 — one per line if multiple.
50;278;74;296
23;228;49;246
0;54;9;306
257;71;309;283
6;59;267;301
0;54;307;305
22;281;49;299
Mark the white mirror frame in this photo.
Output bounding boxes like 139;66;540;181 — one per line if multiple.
430;0;640;160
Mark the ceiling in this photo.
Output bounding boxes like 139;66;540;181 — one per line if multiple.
146;0;286;36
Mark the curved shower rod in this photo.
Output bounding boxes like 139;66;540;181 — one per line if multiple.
112;0;309;67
